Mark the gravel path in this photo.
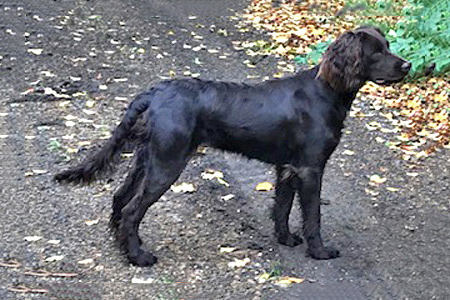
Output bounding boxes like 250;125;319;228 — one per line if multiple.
0;1;448;299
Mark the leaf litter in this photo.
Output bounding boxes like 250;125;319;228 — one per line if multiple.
240;0;450;159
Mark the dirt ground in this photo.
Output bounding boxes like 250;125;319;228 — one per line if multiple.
0;1;449;299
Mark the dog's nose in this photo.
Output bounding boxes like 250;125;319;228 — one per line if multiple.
401;61;412;73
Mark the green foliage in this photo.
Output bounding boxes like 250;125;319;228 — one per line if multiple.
48;139;61;151
294;0;450;77
294;40;333;66
268;261;283;278
384;0;450;76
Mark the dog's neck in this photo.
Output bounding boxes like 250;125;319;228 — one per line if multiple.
312;65;363;111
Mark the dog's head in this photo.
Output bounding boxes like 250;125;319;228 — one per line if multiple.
318;26;411;92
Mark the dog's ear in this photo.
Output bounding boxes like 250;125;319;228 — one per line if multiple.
317;30;364;92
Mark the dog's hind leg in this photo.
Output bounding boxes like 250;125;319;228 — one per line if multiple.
118;153;190;267
273;165;303;247
117;114;197;266
110;148;146;232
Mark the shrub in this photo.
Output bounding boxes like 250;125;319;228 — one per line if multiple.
390;0;450;76
294;0;450;77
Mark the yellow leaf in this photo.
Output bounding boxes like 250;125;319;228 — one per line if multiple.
274;276;305;286
85;219;99;226
85;100;95;108
435;90;448;103
256;182;274;191
228;257;250;268
219;247;236;253
311;28;325;36
217;177;230;187
343;150;355;156
369;175;386;184
273;72;284;78
201;169;223;180
170;182;196;193
258;272;271;283
66;148;78;154
282;276;305;283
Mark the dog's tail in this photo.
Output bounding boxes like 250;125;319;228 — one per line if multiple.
54;93;150;185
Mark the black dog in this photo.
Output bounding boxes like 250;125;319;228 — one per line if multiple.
55;26;411;267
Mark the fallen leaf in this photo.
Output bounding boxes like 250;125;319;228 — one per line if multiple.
131;277;154;284
47;240;60;245
44;87;70;99
365;188;379;196
24;236;43;242
221;194;235;201
28;48;43;55
258;272;271;283
256;182;274;191
369;175;387;184
406;172;419;177
85;219;99;226
201;169;229;186
274;276;305;286
217;177;230;187
25;169;48;177
45;255;64;262
77;258;94;265
228;257;250;268
343;150;355;156
170;182;196;193
220;247;236;253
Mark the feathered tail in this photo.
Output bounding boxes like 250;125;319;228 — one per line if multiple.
54;93;150;184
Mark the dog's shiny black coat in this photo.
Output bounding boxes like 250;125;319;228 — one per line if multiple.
55;26;410;266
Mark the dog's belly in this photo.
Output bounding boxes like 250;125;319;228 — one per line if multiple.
201;125;299;165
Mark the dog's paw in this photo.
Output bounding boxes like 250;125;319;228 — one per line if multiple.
278;233;303;247
128;250;158;267
307;247;340;260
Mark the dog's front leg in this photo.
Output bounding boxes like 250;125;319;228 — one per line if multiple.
274;165;303;247
298;167;339;259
